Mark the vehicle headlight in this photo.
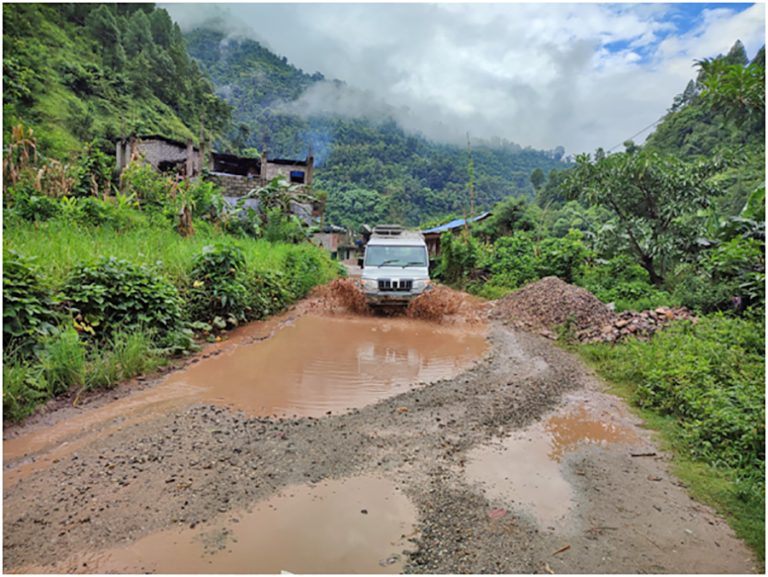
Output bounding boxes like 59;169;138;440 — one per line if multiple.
361;278;378;291
412;279;432;291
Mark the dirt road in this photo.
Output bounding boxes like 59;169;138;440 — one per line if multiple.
3;302;758;573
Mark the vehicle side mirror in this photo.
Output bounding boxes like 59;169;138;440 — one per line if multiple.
357;257;364;267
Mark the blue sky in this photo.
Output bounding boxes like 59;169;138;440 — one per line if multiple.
167;3;766;154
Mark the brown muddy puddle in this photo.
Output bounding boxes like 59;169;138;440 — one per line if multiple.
4;314;486;485
465;403;640;527
167;314;487;417
19;475;417;574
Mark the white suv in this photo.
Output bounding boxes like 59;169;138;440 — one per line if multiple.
359;225;431;307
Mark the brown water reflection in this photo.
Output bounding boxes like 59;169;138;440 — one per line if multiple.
465;403;641;527
171;314;487;417
18;475;417;574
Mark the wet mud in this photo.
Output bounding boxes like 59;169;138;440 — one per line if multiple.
3;303;758;574
18;475;416;574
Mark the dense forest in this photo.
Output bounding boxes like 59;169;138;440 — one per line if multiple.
184;28;568;227
3;3;230;156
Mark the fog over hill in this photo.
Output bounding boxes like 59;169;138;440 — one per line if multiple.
166;2;765;154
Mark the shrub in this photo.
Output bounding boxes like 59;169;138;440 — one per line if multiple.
535;229;593;283
71;143;113;198
63;256;183;339
436;232;484;285
583;314;764;472
3;250;60;356
186;243;251;327
120;160;172;210
577;254;676;311
3;360;50;421
487;232;537;289
282;247;329;299
11;192;61;222
262;206;306;243
247;269;292;318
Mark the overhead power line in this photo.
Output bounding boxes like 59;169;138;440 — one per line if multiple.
606;115;666;153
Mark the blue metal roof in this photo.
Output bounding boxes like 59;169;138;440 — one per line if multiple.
421;212;492;234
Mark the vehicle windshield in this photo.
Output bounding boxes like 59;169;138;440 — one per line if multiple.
365;245;427;267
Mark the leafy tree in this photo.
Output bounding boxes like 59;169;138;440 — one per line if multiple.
530;167;545;190
563;150;725;285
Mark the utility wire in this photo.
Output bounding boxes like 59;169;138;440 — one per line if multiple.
605;114;666;153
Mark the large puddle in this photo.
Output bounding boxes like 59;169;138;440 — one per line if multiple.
18;475;417;574
167;314;487;417
465;403;640;527
4;313;486;484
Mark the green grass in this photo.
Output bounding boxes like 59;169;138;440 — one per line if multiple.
3;217;335;290
574;317;765;563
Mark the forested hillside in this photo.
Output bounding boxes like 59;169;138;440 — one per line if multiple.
184;29;567;227
3;4;230;157
645;40;765;215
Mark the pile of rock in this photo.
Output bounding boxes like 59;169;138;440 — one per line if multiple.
491;276;616;339
491;276;696;343
579;306;696;343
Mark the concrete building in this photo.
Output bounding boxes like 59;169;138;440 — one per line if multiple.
115;136;314;193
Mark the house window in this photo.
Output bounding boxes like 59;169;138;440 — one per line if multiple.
290;170;305;184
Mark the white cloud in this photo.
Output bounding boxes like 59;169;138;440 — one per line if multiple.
165;3;765;155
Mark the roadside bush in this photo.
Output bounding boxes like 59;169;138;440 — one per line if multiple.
581;314;764;472
262;206;306;243
120;160;171;210
487;232;538;289
682;237;766;313
3;360;49;421
535;229;593;283
85;329;163;390
436;232;484;285
577;254;676;311
248;269;292;318
63;256;183;339
186;243;251;327
3;250;60;356
282;247;330;299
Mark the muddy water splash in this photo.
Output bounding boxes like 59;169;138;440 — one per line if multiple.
465;402;641;527
17;475;417;574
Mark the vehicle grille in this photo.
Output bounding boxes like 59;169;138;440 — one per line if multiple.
378;279;413;292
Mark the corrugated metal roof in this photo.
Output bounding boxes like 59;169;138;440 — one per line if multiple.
421;212;492;234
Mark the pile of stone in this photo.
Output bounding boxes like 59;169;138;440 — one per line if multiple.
491;276;616;339
491;276;696;343
579;306;696;343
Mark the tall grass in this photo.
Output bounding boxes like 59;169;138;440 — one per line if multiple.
3;218;320;289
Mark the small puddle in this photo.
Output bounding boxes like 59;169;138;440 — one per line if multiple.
4;313;486;484
465;403;640;527
170;314;487;417
21;475;417;574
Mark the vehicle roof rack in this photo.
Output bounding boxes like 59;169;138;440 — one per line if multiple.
372;224;404;236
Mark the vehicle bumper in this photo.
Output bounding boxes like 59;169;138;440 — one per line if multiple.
363;290;426;307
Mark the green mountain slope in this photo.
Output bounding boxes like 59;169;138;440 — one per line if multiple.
3;4;230;157
184;28;568;227
644;40;764;215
